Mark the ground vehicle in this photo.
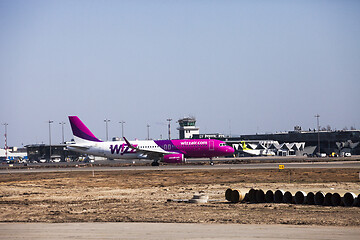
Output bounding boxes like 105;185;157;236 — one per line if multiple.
341;152;351;157
329;152;338;157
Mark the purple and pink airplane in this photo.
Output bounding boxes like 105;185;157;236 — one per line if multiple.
68;116;234;166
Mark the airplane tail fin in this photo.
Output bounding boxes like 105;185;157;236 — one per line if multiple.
240;141;249;150
68;116;102;143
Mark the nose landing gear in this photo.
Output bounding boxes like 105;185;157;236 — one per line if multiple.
210;158;214;166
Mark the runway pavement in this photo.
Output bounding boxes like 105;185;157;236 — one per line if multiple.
0;160;359;174
0;222;359;240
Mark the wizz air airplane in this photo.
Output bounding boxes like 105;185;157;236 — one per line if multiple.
68;116;234;166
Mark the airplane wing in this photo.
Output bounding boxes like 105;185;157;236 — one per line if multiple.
123;137;170;158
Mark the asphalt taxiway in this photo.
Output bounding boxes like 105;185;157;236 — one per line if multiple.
1;222;359;240
1;160;359;174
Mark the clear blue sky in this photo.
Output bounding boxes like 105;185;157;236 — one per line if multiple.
1;0;360;147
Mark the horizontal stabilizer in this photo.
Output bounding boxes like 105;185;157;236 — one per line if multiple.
67;145;91;150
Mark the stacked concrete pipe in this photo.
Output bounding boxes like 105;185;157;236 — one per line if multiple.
265;190;274;203
283;191;293;204
274;189;285;203
256;189;266;203
225;189;359;207
315;191;325;205
343;192;357;207
248;188;258;203
355;194;360;207
225;188;232;202
331;193;342;206
225;188;246;203
294;191;307;204
323;193;333;206
306;192;315;205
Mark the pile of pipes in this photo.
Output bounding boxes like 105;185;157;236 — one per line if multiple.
225;188;360;207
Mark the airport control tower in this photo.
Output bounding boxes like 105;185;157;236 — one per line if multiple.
177;117;199;139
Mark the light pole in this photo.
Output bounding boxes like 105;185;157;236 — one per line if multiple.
2;123;8;160
314;114;320;156
48;120;53;161
167;118;172;140
104;119;110;141
147;124;150;140
119;121;125;140
59;122;66;144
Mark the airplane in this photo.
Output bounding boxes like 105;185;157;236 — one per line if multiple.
240;141;275;156
67;116;234;166
0;148;28;163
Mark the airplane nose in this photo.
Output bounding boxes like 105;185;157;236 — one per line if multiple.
227;146;235;154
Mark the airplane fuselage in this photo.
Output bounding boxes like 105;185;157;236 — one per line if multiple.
68;138;233;160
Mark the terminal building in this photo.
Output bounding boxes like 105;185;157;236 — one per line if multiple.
26;143;82;163
177;117;360;157
195;127;360;157
235;128;360;156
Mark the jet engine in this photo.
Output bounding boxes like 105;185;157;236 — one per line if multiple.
163;154;185;163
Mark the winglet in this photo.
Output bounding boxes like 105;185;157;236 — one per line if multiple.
123;137;136;149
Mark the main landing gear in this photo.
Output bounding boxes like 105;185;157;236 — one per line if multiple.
151;161;160;166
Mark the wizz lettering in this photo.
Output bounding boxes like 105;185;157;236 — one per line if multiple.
109;144;137;155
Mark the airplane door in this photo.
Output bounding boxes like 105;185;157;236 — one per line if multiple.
209;141;214;151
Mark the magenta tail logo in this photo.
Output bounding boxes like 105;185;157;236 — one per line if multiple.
110;144;137;155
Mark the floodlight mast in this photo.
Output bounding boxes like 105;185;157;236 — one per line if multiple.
59;121;66;144
167;118;172;140
119;121;125;140
314;114;320;155
48;120;53;161
104;119;110;141
2;123;8;160
147;124;150;140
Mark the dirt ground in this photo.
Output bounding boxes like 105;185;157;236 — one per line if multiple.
0;167;360;226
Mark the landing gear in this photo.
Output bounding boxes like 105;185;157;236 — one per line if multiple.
210;158;214;166
151;161;160;166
